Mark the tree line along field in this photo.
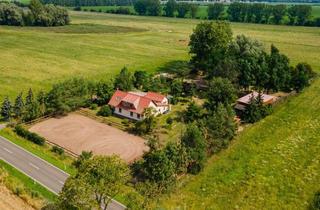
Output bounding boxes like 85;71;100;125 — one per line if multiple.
0;11;320;208
80;5;320;19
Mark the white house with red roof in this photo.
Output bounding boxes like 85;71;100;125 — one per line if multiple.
108;90;169;120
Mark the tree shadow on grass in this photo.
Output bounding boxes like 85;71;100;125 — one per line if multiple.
157;60;192;77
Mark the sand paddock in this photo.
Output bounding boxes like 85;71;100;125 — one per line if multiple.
29;114;147;163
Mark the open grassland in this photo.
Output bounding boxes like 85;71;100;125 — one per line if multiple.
1;11;320;100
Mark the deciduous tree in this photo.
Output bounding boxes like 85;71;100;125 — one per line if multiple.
114;67;134;91
205;77;237;111
58;156;130;210
164;0;176;17
189;21;232;73
208;3;224;20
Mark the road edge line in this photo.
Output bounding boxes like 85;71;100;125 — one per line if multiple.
0;135;70;176
0;158;58;195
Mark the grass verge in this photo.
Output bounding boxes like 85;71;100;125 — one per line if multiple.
0;159;57;203
0;128;76;175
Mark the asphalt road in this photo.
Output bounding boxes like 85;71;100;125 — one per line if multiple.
0;135;126;210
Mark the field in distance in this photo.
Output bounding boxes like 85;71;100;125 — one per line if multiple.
1;11;320;100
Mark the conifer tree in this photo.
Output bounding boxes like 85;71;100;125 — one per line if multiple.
1;97;12;121
25;88;34;106
14;92;24;118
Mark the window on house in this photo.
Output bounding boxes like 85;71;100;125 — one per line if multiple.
130;112;133;117
137;114;140;119
119;108;122;113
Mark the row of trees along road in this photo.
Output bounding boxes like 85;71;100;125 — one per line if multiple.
0;0;69;26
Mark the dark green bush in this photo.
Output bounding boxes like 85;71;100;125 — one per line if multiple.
97;105;112;117
14;125;45;145
73;6;81;11
51;145;64;155
166;117;173;125
310;191;320;210
89;103;98;110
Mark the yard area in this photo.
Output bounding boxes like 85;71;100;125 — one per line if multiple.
29;113;148;163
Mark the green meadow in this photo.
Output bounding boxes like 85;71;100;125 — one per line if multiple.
0;11;320;208
1;11;320;100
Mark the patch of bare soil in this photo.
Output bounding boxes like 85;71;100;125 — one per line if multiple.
30;113;148;163
0;184;35;210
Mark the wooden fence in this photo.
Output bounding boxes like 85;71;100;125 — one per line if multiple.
76;109;127;131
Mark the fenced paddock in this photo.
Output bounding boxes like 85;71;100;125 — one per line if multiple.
29;113;148;163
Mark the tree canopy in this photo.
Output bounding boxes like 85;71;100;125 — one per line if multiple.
57;155;130;210
189;21;233;73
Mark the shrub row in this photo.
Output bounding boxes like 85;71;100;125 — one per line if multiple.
14;125;45;146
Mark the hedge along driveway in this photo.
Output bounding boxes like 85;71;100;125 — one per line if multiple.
0;128;76;175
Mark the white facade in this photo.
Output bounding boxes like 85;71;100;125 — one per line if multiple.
114;100;169;121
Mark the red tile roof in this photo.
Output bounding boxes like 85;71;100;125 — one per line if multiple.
144;92;165;102
108;90;166;114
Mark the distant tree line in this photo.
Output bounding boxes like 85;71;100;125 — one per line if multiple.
41;0;133;7
224;2;319;26
131;1;320;27
0;0;69;26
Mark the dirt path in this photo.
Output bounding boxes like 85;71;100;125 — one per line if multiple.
0;184;35;210
30;113;148;163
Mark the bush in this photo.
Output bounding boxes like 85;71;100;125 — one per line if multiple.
73;6;81;11
14;187;22;196
14;125;45;145
166;117;173;125
310;191;320;210
97;105;112;117
0;3;24;26
51;145;64;155
89;103;98;110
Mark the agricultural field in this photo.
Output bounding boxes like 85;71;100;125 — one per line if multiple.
0;11;320;208
1;11;320;101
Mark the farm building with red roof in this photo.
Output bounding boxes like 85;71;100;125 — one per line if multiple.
108;90;169;120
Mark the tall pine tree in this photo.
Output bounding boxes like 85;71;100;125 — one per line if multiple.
14;92;24;118
25;88;34;106
1;97;12;121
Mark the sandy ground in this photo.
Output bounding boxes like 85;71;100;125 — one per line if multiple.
29;114;148;163
0;185;35;210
